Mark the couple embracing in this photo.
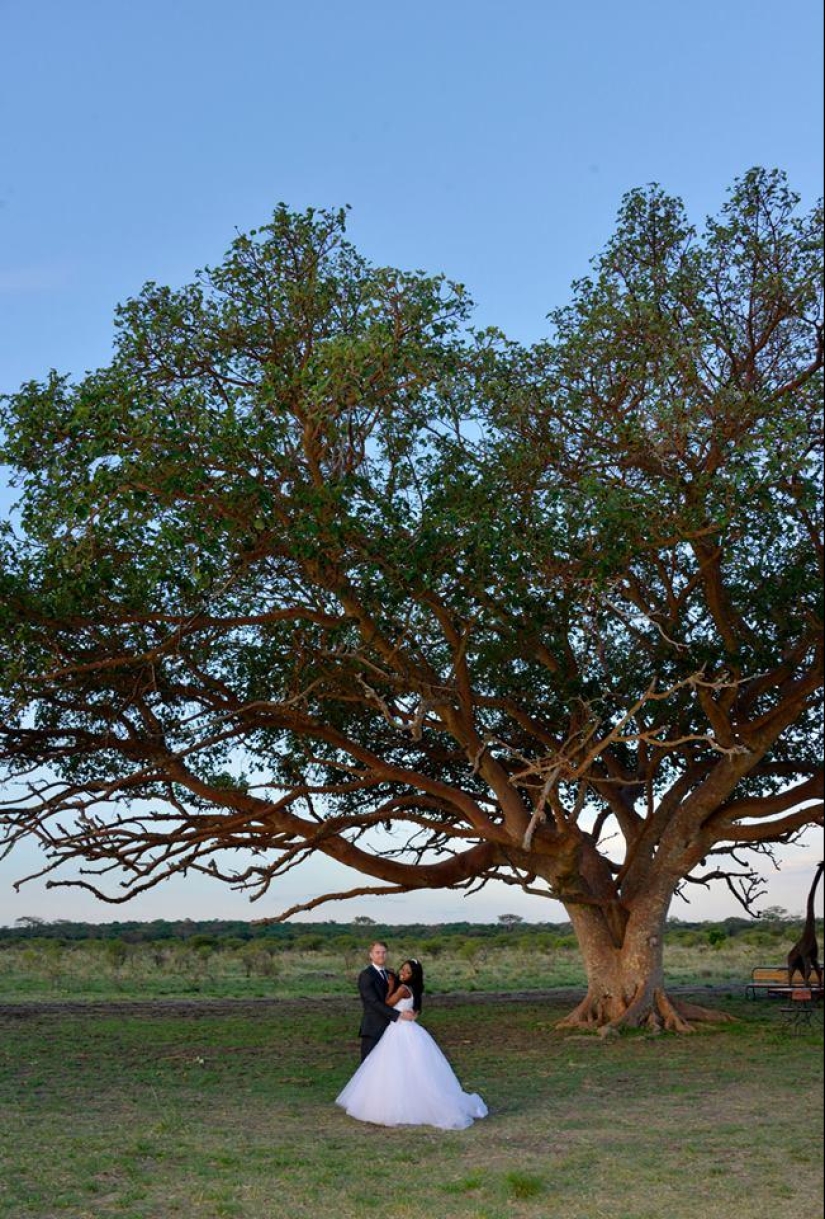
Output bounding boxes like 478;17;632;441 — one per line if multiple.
335;940;488;1130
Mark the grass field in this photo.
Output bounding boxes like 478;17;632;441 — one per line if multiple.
1;985;822;1219
0;928;806;1002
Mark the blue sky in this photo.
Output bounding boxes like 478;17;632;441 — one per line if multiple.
0;0;822;924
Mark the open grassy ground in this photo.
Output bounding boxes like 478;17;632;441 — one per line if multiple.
0;931;804;1002
0;989;822;1219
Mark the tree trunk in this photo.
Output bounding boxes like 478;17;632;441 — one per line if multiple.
558;892;733;1033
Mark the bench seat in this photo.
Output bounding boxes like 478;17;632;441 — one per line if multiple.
745;966;824;1001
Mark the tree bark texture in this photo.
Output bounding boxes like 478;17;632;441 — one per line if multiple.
558;893;734;1033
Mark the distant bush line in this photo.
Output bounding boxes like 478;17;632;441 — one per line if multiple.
1;913;818;952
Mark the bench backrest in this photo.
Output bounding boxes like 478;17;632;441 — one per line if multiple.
751;966;823;985
751;967;790;983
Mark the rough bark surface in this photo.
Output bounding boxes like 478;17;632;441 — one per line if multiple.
557;896;736;1032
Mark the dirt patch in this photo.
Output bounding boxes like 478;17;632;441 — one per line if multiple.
0;984;729;1020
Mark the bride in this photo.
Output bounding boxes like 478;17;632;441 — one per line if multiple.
335;958;488;1130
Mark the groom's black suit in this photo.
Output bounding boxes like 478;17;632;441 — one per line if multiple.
357;964;399;1060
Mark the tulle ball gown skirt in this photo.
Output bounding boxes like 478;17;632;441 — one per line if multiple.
336;1019;488;1130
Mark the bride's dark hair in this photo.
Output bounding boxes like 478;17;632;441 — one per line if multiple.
401;958;425;1012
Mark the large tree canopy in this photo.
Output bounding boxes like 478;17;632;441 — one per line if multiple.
1;169;822;1029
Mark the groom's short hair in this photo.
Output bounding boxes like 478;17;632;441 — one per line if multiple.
370;940;388;951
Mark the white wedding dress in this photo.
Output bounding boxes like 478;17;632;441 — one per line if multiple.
336;996;488;1129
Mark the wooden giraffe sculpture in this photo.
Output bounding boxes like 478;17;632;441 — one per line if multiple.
787;861;824;987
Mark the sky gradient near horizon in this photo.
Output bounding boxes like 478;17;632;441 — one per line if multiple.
1;0;822;925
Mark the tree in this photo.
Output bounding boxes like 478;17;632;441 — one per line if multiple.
1;172;822;1030
498;914;524;930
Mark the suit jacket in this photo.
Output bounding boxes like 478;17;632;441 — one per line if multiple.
357;965;400;1039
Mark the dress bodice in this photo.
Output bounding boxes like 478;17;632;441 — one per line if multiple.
394;994;415;1013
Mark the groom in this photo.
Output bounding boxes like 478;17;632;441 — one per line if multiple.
357;940;416;1060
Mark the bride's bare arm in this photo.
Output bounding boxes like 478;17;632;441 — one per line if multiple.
385;982;411;1007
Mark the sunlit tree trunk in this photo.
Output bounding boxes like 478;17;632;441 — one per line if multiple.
558;888;732;1033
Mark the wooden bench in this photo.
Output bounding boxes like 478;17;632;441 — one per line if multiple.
745;966;825;1001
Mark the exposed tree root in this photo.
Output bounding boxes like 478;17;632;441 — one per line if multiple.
555;993;614;1030
556;986;736;1033
667;995;735;1025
